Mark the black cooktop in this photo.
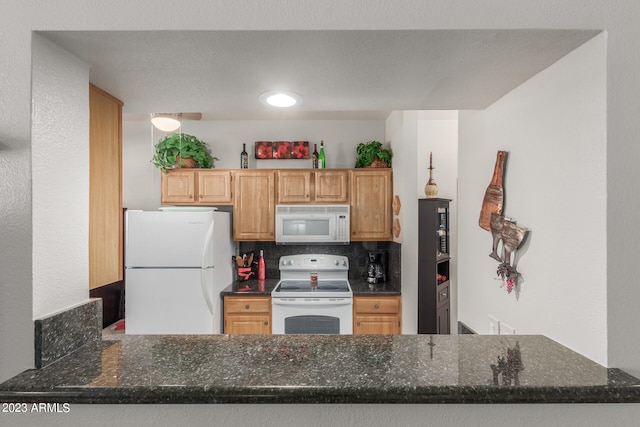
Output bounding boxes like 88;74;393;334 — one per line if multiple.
274;279;350;293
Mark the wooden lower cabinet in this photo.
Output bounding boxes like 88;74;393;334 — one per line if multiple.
223;296;271;334
353;296;402;334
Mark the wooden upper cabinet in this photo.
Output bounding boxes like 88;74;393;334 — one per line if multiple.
89;84;123;290
349;169;393;241
233;170;276;241
277;170;312;203
314;170;349;203
161;170;196;204
198;170;233;204
276;169;349;204
160;169;233;205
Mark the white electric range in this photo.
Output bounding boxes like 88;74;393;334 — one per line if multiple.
271;254;353;334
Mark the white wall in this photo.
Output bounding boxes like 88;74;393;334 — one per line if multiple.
386;110;418;331
417;111;459;332
123;119;384;209
2;0;640;424
31;34;91;319
388;111;458;335
0;11;33;382
458;34;607;364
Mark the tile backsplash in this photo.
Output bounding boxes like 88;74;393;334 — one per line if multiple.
238;241;401;287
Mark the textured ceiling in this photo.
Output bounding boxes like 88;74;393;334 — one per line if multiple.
41;30;599;120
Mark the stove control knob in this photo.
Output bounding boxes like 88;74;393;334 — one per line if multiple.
342;260;348;267
334;260;340;266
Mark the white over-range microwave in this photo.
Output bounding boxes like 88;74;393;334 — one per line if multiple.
275;204;350;244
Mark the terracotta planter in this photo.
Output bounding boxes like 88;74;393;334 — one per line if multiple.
175;156;197;168
366;157;389;168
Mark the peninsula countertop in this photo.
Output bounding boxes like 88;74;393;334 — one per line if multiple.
1;334;639;404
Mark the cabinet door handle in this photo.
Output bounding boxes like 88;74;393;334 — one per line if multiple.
356;321;361;327
264;321;269;326
374;304;380;309
245;304;250;310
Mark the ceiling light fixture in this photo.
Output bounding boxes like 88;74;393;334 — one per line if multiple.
259;91;302;108
151;113;182;132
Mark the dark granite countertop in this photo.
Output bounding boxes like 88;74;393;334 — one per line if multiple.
221;278;400;296
1;334;639;404
349;278;401;296
220;279;279;296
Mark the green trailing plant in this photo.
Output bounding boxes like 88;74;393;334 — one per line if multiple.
354;140;392;168
152;133;218;172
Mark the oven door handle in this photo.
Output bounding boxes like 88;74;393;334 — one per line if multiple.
272;298;352;306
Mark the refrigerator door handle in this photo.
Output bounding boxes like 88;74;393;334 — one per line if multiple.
201;269;213;315
202;219;215;269
200;220;215;315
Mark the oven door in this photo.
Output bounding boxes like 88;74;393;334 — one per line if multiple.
271;297;353;334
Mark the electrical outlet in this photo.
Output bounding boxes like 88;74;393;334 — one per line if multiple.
500;323;515;335
488;315;500;335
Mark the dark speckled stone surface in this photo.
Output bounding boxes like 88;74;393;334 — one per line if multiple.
34;298;102;368
238;241;401;286
220;279;279;296
220;278;400;296
349;278;401;295
2;334;639;404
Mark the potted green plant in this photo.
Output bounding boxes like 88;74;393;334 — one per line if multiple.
354;140;392;168
151;133;218;172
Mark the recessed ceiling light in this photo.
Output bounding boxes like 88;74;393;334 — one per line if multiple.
259;91;302;108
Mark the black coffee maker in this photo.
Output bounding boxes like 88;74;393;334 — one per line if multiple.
366;250;388;284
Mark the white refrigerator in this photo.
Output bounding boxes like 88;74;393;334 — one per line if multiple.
124;209;234;334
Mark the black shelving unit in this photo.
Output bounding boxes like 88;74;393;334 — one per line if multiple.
418;198;451;334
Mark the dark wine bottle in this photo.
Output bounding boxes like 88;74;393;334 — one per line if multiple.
312;143;319;168
241;143;248;168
